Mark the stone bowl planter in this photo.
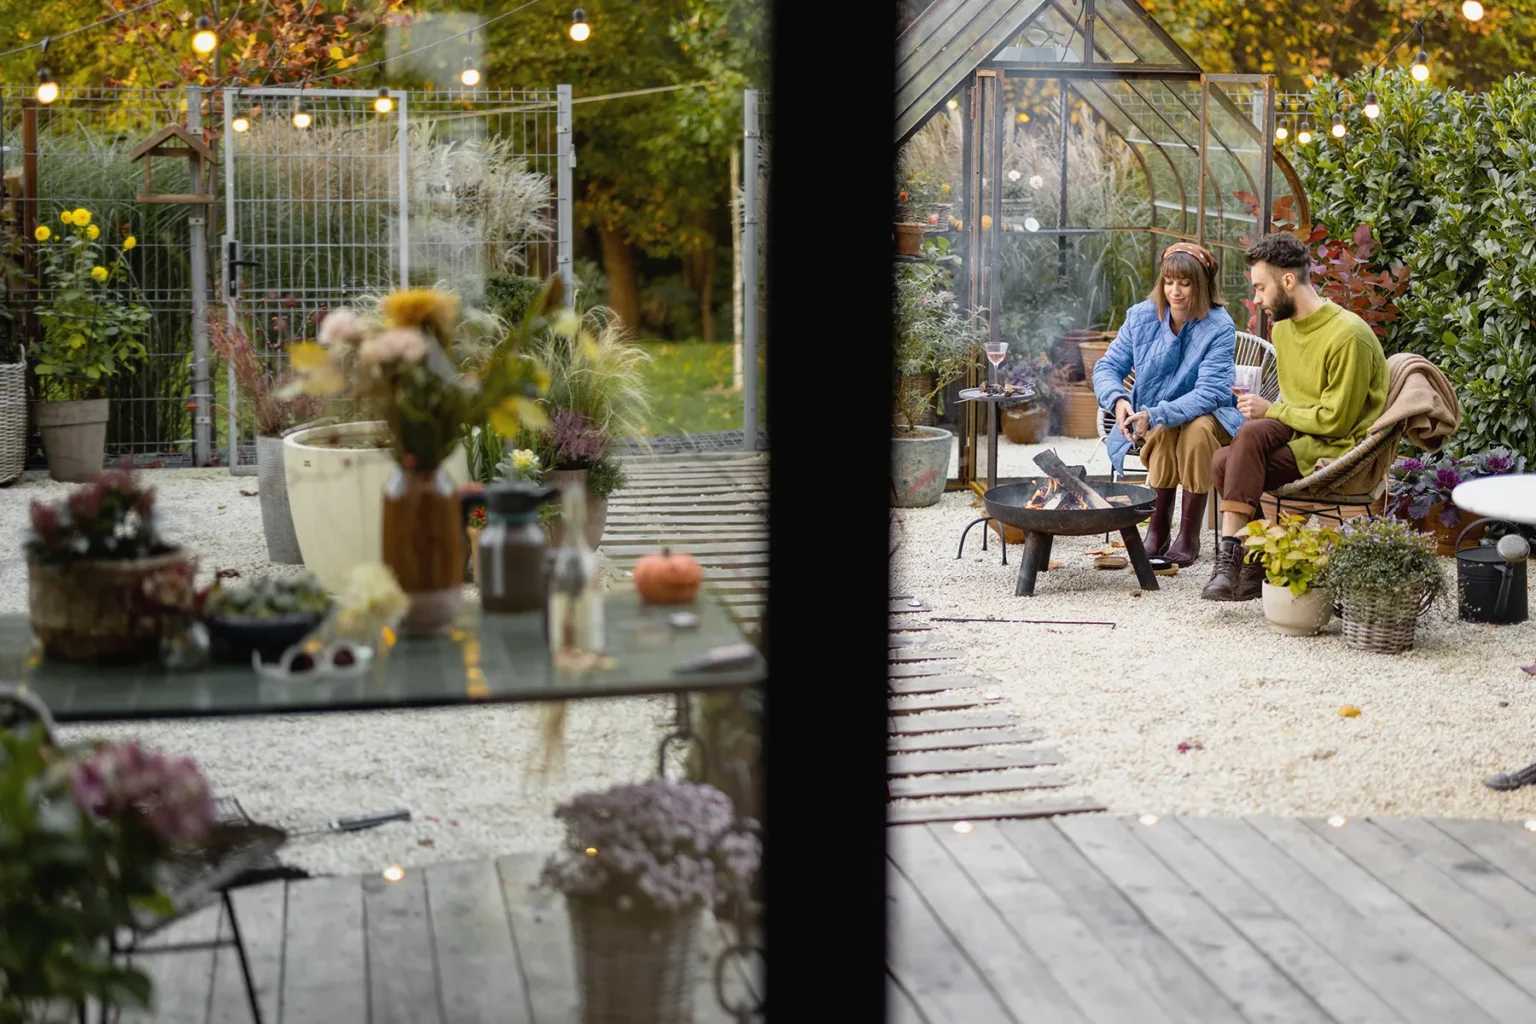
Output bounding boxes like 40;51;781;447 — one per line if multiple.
891;425;951;508
1261;582;1334;637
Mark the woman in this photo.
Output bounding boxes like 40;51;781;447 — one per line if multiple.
1091;242;1242;566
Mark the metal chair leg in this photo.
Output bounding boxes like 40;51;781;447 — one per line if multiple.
223;890;264;1024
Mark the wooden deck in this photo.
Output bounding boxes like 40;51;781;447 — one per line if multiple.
120;855;755;1024
608;453;767;639
889;813;1536;1024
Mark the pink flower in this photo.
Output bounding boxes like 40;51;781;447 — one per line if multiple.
318;308;364;347
359;327;427;364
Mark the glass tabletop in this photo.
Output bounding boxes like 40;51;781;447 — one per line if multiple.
1451;475;1536;527
0;592;764;722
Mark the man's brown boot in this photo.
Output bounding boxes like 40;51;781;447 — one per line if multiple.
1142;487;1176;556
1202;537;1264;601
1165;490;1208;567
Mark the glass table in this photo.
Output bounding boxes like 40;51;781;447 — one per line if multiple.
0;592;764;722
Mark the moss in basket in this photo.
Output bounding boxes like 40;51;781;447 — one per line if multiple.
1317;517;1447;604
205;574;329;620
1241;515;1338;597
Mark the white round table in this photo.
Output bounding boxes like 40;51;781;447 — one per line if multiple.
1452;475;1536;526
1451;474;1536;791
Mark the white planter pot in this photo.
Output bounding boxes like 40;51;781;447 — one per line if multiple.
283;421;469;593
1261;581;1334;637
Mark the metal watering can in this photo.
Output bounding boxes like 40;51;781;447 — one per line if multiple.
1456;519;1529;625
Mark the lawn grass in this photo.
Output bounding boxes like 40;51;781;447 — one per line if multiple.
636;341;769;437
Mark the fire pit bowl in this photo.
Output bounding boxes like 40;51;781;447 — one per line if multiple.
983;476;1161;596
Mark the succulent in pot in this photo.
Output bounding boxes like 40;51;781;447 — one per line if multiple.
203;574;331;664
1241;515;1338;636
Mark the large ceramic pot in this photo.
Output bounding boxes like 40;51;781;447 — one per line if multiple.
0;353;25;486
1060;383;1100;439
1001;402;1049;445
28;548;193;662
1261;581;1334;637
382;466;466;637
256;434;303;564
567;896;703;1024
544;468;608;549
891;425;951;508
1077;339;1112;381
35;398;109;483
284;421;469;593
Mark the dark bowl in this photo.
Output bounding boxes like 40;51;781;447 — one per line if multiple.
205;611;325;665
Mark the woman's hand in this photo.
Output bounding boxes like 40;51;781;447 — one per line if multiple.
1124;410;1150;441
1113;398;1132;437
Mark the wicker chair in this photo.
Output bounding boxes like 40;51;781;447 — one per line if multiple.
1270;422;1408;522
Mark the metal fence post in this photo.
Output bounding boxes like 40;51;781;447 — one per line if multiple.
557;85;574;307
398;92;410;289
741;89;761;452
186;86;212;466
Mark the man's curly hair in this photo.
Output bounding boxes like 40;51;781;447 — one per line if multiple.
1244;232;1311;279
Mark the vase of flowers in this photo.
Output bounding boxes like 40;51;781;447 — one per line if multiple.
0;730;217;1023
1387;449;1526;556
284;283;554;634
1320;517;1446;654
1242;515;1338;636
541;780;761;1024
31;209;151;482
26;463;198;663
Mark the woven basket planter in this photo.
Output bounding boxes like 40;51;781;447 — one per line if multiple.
1337;586;1434;654
568;896;702;1024
27;549;193;662
0;356;25;486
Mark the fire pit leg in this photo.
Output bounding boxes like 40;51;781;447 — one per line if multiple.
1016;531;1051;597
1120;527;1160;591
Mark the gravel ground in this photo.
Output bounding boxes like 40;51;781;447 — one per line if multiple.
892;483;1536;823
3;470;672;877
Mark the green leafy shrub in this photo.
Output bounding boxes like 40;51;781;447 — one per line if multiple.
1241;515;1338;596
1319;516;1446;605
482;274;543;332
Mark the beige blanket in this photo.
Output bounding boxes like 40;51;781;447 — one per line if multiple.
1369;352;1461;453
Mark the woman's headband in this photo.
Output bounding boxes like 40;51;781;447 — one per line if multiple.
1160;242;1217;277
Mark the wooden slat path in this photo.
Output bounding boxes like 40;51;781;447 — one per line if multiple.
889;815;1536;1024
114;854;752;1023
609;453;767;639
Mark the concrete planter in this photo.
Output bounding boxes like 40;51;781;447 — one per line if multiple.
891;425;951;508
544;468;608;549
256;434;303;564
35;398;109;482
1261;581;1334;637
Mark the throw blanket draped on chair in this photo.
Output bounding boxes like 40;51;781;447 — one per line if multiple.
1311;353;1461;496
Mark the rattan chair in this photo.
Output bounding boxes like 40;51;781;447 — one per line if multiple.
1270;423;1407;523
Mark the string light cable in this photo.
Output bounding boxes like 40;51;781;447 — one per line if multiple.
0;0;173;61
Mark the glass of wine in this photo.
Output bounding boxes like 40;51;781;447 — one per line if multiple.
984;341;1008;391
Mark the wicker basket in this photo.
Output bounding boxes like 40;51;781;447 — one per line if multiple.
27;549;193;662
567;896;702;1024
1337;586;1434;654
0;356;24;486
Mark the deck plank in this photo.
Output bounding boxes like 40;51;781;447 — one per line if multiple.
886;796;1103;825
887;768;1069;799
888;747;1061;776
282;875;368;1024
208;882;287;1024
364;869;444;1024
122;904;221;1024
888;710;1016;734
1431;819;1536;898
1373;817;1536;923
426;859;530;1024
498;855;579;1024
889;675;998;696
888;728;1047;752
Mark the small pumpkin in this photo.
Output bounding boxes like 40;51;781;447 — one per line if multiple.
633;547;702;605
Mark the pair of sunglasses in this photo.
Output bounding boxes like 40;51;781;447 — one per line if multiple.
253;642;374;682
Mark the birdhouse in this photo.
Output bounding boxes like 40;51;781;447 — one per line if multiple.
129;124;215;205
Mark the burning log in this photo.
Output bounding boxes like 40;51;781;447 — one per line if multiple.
1031;449;1113;509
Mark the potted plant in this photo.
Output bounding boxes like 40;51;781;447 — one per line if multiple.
281;283;554;631
203;573;331;663
1388;449;1526;556
31;209;151;482
540;779;761;1024
0;730;217;1024
1000;356;1053;445
895;170;947;255
1320;517;1447;654
460;446;545;583
893;240;985;508
26;463;198;663
0;201;28;486
208;315;324;564
1241;516;1339;636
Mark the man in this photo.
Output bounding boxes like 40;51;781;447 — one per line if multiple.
1202;232;1389;601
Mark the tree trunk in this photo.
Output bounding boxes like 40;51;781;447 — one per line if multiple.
730;143;744;388
698;238;717;344
598;224;640;335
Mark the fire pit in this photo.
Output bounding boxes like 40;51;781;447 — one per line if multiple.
983;450;1159;596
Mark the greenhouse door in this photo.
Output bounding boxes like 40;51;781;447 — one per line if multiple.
220;86;409;471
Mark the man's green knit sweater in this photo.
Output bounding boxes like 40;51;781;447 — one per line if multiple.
1264;300;1388;474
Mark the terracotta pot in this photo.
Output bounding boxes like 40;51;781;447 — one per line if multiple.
1060;383;1100;439
544;468;608;549
894;222;924;256
381;466;465;637
28;548;193;662
1410;503;1483;557
1077;339;1112;381
1261;581;1334;637
1001;403;1049;444
1053;330;1109;375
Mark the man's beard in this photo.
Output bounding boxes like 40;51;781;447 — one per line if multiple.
1267;290;1297;322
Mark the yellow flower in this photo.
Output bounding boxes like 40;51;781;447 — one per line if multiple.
279;341;346;397
490;396;548;436
1339;705;1361;718
72;209;92;227
86;225;100;241
60;210;74;226
381;288;456;331
33;226;50;242
511;448;539;472
90;266;108;283
122;236;137;251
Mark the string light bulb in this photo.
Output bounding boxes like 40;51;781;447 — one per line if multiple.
459;57;481;87
292;102;311;130
1297;122;1313;145
1275;123;1289;141
569;8;591;42
192;14;218;56
1331;112;1346;138
1364;91;1380;119
1411;50;1430;82
35;67;58;105
373;88;394;114
232;110;250;132
1463;0;1484;21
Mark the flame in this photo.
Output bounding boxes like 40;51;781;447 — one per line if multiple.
1025;479;1059;509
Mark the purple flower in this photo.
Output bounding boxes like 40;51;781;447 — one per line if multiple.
1434;468;1462;491
1485;455;1513;474
548;410;608;467
68;741;215;844
1397;457;1425;474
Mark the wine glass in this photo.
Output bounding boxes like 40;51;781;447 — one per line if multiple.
984;341;1008;391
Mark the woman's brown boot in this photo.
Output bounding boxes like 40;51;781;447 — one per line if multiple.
1166;490;1209;567
1142;487;1176;556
